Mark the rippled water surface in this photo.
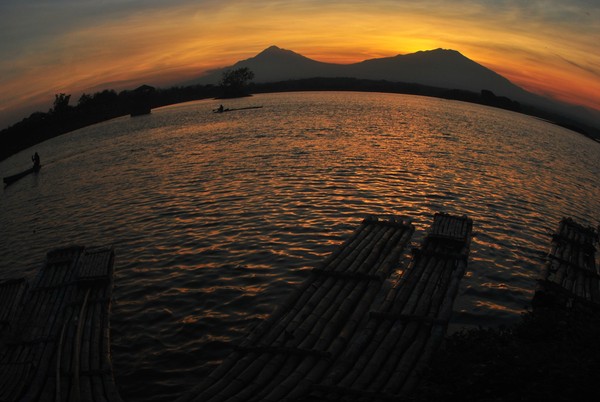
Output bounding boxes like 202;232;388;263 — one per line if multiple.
1;92;599;401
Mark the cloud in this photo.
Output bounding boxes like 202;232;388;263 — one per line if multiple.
556;55;600;79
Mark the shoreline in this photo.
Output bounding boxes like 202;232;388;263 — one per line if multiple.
2;82;599;162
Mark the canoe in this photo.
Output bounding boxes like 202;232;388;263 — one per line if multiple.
3;165;41;186
213;106;263;113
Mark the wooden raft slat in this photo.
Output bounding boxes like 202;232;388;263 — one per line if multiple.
311;212;473;401
0;246;123;402
0;278;27;328
177;216;415;402
0;246;81;402
534;218;599;308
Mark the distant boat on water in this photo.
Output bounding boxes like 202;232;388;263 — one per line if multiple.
213;106;263;113
3;164;41;186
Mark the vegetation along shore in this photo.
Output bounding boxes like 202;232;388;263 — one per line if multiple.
1;76;599;162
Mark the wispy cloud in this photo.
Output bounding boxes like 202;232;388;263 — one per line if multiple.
556;54;600;79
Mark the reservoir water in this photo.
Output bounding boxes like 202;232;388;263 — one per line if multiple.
1;92;599;401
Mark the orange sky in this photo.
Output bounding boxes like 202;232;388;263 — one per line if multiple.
1;1;599;128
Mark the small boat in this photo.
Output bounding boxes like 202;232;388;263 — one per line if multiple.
3;164;41;186
213;106;263;113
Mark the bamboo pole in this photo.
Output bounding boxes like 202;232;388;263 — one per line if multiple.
433;214;444;237
282;276;388;400
399;272;462;395
11;286;46;398
260;354;319;402
69;288;91;401
254;280;359;396
1;348;29;400
264;287;360;396
366;228;410;277
350;226;397;273
554;240;571;287
368;257;449;392
393;223;471;395
92;286;110;402
193;352;264;401
80;288;95;402
317;220;373;272
21;255;80;402
308;226;406;354
270;223;387;347
0;292;36;397
334;238;428;388
447;216;457;239
384;322;431;395
562;263;573;294
441;215;451;236
37;280;74;400
248;350;303;401
325;221;382;272
363;227;456;390
230;351;298;402
338;223;388;274
301;225;394;347
346;250;439;390
265;225;412;401
396;252;438;315
544;230;562;282
264;222;383;347
381;257;456;394
575;247;586;298
99;284;118;402
54;314;69;402
296;278;358;350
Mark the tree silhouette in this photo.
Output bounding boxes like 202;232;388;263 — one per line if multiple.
219;67;254;97
78;93;93;108
51;93;71;115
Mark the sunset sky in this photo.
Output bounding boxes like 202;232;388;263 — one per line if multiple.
1;0;599;128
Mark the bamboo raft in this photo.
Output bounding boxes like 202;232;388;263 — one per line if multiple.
312;213;473;401
0;278;27;334
0;246;123;402
178;213;472;402
534;218;600;308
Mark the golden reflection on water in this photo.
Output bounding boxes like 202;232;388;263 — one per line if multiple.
472;300;528;316
0;92;599;402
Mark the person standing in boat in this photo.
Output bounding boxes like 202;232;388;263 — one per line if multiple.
32;152;40;169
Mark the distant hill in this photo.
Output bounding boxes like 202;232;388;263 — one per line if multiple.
189;45;600;130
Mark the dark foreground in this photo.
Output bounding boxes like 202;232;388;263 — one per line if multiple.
415;305;600;402
416;217;600;402
179;213;473;402
0;215;597;401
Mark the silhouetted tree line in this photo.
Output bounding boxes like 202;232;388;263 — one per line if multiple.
1;75;597;161
0;84;221;161
250;78;521;112
251;78;596;138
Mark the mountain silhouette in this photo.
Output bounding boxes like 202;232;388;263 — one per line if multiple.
194;46;524;96
191;45;599;128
